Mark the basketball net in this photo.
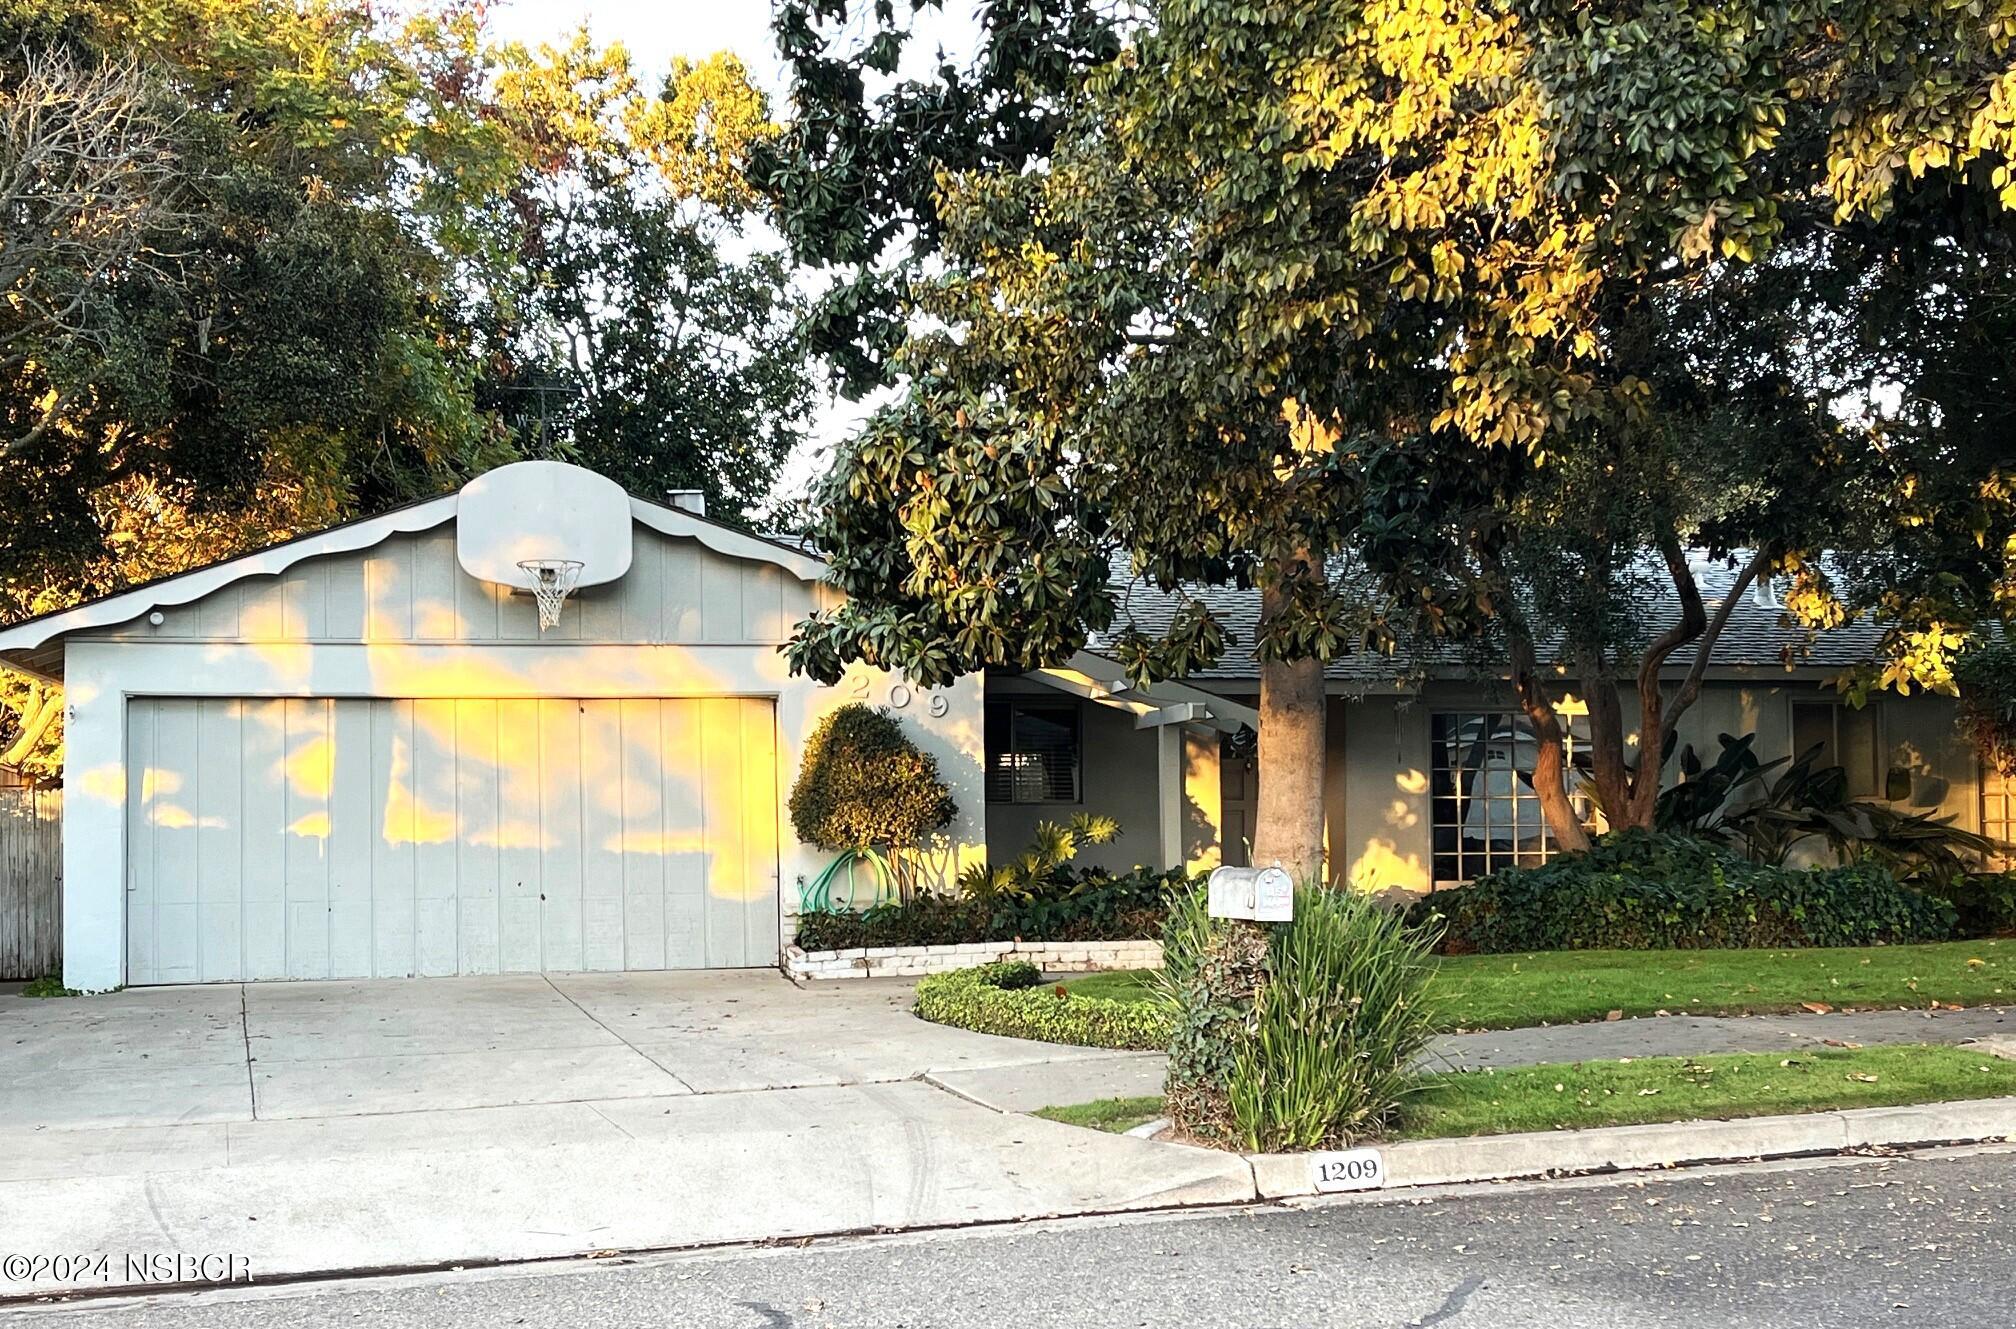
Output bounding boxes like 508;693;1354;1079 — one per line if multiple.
517;559;583;631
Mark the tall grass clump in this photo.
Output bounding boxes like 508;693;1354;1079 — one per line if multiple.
1162;881;1441;1152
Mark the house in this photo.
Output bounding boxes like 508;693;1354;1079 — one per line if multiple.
1003;560;1995;892
0;458;1992;991
0;461;1239;991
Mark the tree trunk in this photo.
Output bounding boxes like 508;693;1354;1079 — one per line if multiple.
1252;650;1327;880
0;682;60;770
1507;631;1592;854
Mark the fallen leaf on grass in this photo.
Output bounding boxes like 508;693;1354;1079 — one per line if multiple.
1800;1002;1833;1014
1848;1073;1879;1083
1638;1088;1661;1096
1606;1010;1623;1022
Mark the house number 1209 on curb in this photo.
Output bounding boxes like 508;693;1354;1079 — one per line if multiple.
845;675;948;717
1309;1147;1386;1193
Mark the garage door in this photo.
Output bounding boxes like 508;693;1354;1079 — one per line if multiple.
123;697;780;984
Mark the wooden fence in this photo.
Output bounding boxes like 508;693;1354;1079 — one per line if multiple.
0;789;61;981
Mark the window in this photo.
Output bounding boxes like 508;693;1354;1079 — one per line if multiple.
1983;763;2016;863
1430;711;1594;885
1790;700;1880;799
985;701;1081;804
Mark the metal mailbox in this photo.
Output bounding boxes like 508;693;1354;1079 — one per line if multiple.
1206;864;1295;922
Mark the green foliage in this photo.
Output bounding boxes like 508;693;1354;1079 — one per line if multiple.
1232;888;1440;1152
1956;642;2016;778
21;975;81;998
1414;830;1958;955
1919;874;2016;940
480;41;811;519
793;864;1183;949
1162;884;1441;1152
778;0;2016;868
788;703;956;860
753;0;1123;397
912;961;1172;1052
1659;732;2005;883
956;812;1120;899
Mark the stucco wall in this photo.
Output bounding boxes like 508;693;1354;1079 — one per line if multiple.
1329;679;1974;894
982;680;1166;873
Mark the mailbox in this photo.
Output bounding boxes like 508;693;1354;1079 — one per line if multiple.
1206;864;1295;922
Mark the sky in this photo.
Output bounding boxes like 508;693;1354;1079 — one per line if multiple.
485;1;981;507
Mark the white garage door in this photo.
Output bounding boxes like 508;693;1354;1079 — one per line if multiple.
123;696;780;984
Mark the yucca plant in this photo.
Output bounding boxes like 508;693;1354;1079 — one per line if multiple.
1163;882;1442;1152
1224;886;1442;1151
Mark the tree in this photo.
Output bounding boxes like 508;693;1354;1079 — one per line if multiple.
785;0;2016;874
0;1;518;587
0;6;814;771
0;49;187;458
482;40;814;519
789;703;958;900
754;0;1124;396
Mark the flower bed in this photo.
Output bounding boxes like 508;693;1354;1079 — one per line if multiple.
911;961;1172;1051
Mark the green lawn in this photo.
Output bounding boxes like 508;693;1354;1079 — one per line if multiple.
1397;1045;2016;1138
1032;1096;1167;1133
1035;1045;2016;1143
1064;938;2016;1031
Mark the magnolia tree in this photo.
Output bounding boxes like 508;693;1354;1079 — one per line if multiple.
780;0;2016;874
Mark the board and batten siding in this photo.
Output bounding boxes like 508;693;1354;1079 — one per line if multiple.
0;788;61;980
87;526;829;647
124;695;780;983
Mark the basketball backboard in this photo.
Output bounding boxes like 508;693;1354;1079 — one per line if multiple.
456;461;634;591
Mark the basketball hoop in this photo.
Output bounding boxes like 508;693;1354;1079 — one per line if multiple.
517;558;583;631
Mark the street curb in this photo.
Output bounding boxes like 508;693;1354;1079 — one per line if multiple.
1244;1095;2016;1198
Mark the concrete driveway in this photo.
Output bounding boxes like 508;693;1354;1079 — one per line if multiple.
3;970;1145;1129
0;972;1246;1296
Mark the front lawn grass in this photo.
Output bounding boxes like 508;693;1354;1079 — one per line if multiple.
1032;1095;1166;1134
1062;938;2016;1031
1058;969;1158;1004
1395;1045;2016;1138
1035;1045;2016;1143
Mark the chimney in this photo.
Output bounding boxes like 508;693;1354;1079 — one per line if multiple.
667;489;706;517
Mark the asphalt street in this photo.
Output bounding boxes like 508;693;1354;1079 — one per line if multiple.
10;1146;2015;1329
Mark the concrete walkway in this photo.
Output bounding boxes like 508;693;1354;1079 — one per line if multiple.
0;973;1237;1296
937;1003;2016;1113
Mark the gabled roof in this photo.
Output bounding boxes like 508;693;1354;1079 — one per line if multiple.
0;482;829;682
1092;554;1886;685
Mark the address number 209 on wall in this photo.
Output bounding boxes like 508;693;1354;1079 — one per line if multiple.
843;673;949;717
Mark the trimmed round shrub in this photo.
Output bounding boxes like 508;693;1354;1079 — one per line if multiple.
1163;882;1441;1152
1411;829;1958;954
913;961;1172;1050
789;703;956;852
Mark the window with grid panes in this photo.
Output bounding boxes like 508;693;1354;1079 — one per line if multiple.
984;701;1081;804
1983;763;2016;864
1430;711;1595;886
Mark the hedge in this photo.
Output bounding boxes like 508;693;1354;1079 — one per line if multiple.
912;961;1173;1051
1411;829;1958;954
796;866;1183;950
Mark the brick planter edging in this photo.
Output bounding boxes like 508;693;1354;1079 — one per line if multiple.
784;939;1163;980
